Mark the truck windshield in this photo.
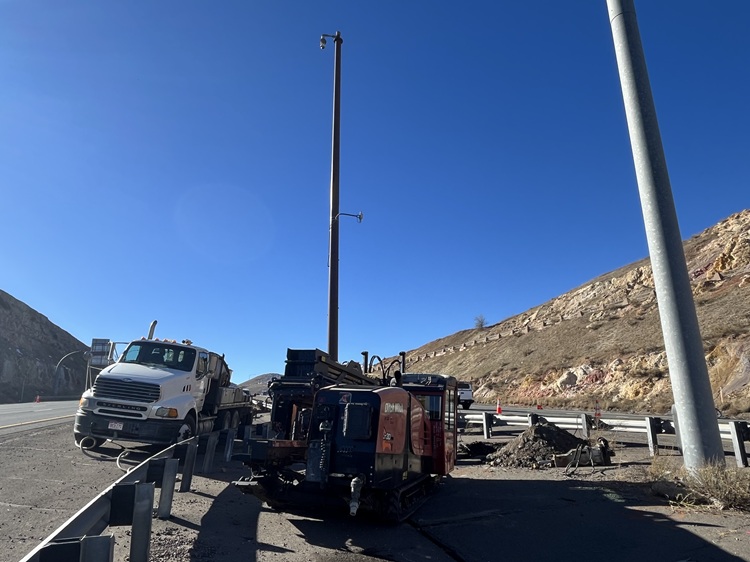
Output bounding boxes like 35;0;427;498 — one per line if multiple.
120;342;196;372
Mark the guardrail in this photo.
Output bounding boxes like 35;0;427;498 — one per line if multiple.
459;410;749;467
20;426;247;562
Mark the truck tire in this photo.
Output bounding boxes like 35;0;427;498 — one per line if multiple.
216;411;231;432
178;414;197;442
230;410;240;429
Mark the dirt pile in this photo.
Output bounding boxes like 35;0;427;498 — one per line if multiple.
485;422;588;468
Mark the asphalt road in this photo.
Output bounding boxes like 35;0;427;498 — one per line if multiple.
0;400;79;437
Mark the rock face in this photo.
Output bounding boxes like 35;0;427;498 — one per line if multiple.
0;290;88;404
374;209;750;417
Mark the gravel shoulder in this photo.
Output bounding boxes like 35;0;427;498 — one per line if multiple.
0;423;126;562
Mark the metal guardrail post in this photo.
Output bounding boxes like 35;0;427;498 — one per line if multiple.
157;458;179;519
645;417;660;456
108;481;154;562
482;412;493;439
671;404;683;456
130;482;155;562
579;414;590;439
179;438;199;492
80;534;115;562
38;534;115;562
224;428;237;462
201;432;219;474
728;421;749;468
242;424;253;453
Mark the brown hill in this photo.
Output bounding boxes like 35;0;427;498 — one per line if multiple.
373;209;750;417
0;289;88;403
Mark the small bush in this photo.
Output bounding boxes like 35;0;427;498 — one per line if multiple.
686;464;750;511
649;460;750;512
474;314;487;329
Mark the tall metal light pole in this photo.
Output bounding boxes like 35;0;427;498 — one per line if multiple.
607;0;724;469
321;31;343;361
53;349;88;397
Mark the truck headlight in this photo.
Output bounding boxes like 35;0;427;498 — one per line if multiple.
156;407;178;418
79;397;90;409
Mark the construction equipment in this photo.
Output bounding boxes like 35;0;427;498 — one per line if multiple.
235;350;458;521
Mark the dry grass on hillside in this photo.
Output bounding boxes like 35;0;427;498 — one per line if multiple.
385;211;750;417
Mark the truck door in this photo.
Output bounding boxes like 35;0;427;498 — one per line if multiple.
194;351;210;411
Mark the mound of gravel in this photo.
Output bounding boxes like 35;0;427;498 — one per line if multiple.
486;422;588;469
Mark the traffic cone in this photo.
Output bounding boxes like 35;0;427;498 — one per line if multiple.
496;399;502;414
35;395;41;403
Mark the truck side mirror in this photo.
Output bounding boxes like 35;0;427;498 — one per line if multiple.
196;356;208;378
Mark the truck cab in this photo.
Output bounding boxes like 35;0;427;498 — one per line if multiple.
74;337;241;446
457;381;474;410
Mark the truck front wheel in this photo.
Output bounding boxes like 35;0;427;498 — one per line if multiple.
177;414;196;442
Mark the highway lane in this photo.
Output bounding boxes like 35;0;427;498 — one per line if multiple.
0;400;79;438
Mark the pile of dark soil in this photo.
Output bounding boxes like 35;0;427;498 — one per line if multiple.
458;441;501;458
486;422;588;469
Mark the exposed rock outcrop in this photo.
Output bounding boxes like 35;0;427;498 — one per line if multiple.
0;290;88;403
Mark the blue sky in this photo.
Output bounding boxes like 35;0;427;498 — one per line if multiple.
1;1;747;380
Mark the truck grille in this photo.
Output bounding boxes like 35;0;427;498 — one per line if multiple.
92;376;161;403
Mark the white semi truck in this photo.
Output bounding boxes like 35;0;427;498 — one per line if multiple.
74;328;255;447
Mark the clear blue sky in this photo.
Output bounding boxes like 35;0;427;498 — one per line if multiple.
1;1;747;380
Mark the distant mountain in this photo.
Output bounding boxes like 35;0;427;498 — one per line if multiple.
372;209;750;418
0;290;88;404
237;373;280;396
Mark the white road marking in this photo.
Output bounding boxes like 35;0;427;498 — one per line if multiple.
0;414;74;430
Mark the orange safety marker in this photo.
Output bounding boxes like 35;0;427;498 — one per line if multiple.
536;404;543;410
35;395;41;403
496;399;502;414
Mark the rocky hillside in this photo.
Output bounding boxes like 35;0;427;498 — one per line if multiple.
374;210;750;417
0;290;88;403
